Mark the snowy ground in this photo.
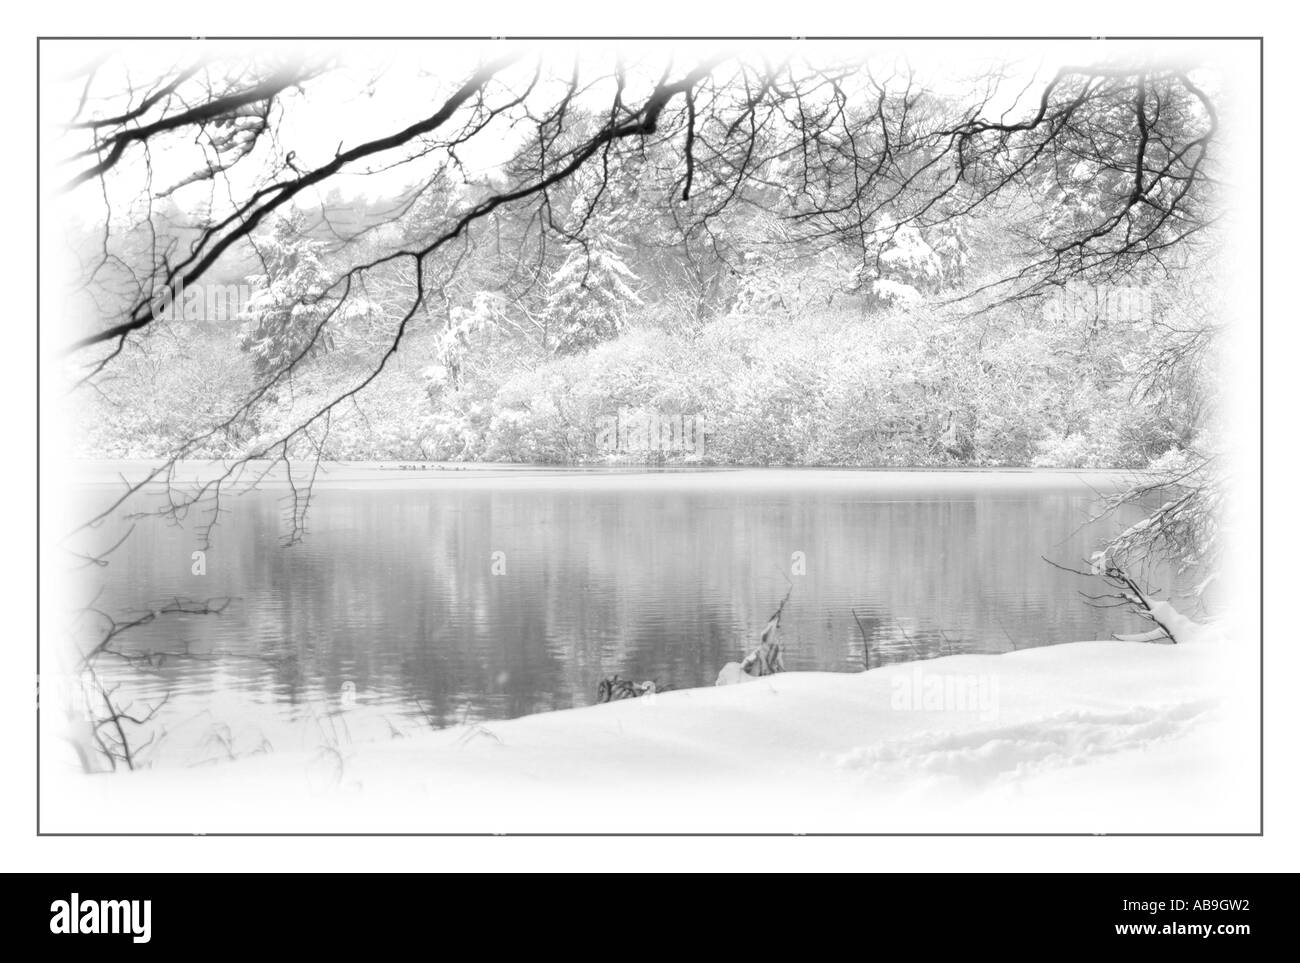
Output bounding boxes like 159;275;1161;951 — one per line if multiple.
41;623;1259;834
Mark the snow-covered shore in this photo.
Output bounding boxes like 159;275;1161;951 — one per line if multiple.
41;628;1259;834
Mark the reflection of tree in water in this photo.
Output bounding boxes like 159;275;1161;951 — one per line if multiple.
90;478;1179;734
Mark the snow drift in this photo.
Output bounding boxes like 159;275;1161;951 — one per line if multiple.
40;625;1258;834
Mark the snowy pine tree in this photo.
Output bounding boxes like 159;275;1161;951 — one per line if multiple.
239;210;333;377
861;216;943;309
544;237;641;354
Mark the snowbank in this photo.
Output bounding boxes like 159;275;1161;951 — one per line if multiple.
41;635;1258;834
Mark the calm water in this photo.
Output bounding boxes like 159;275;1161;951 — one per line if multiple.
74;467;1169;765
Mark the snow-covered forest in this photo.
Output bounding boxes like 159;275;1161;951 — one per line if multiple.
63;49;1219;475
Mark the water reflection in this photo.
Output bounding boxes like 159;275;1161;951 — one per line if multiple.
76;470;1172;765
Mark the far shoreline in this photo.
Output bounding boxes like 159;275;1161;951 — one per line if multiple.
61;457;1146;491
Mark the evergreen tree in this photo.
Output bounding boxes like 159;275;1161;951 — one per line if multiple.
861;216;943;309
239;209;333;377
544;236;641;355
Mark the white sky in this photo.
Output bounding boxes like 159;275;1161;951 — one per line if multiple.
40;38;1243;224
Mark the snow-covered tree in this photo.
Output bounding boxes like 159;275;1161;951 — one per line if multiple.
861;216;943;308
238;210;333;377
544;237;641;355
430;292;500;390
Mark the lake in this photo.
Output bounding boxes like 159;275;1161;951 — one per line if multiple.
71;465;1173;766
